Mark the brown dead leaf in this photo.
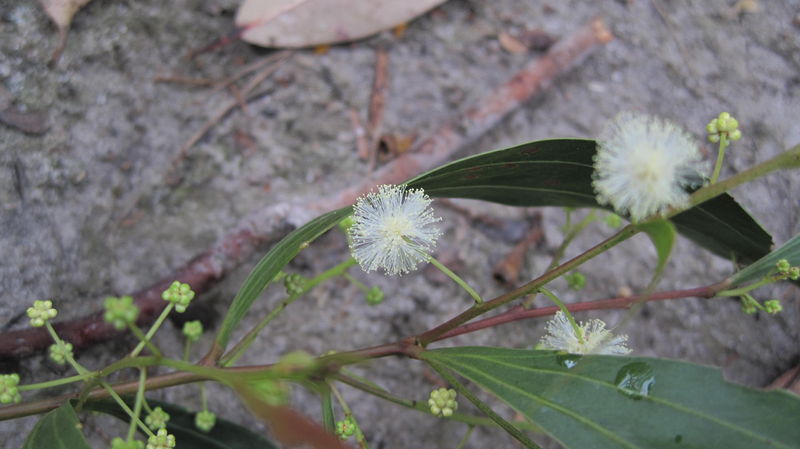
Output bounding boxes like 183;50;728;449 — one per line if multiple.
235;0;447;48
377;133;415;162
0;107;48;135
498;32;528;54
38;0;93;61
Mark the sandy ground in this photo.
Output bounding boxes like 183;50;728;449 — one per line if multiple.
1;0;799;448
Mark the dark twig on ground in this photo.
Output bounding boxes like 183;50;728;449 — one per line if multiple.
0;18;613;360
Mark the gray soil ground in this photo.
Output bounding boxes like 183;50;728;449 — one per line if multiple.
1;0;799;448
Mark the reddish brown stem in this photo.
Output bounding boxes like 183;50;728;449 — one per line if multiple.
0;18;612;361
434;283;726;341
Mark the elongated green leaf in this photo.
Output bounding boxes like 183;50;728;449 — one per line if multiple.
423;347;800;449
215;207;352;350
407;139;772;264
636;220;676;289
84;399;279;449
23;402;90;449
731;233;800;286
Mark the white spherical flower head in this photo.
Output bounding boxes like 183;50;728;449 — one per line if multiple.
593;113;707;222
349;185;442;275
540;311;631;355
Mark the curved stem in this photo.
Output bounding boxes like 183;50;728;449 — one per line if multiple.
710;133;729;184
127;369;147;441
428;255;483;304
131;303;173;358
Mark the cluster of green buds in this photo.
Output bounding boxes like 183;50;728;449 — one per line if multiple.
182;320;203;342
48;342;73;365
335;416;356;439
27;300;57;327
194;410;216;432
283;273;307;296
565;272;586;290
740;294;782;315
111;437;144;449
146;428;176;449
706;112;741;143
365;286;384;305
0;373;21;404
428;387;458;417
775;259;800;281
103;296;139;330
145;407;170;431
162;281;195;313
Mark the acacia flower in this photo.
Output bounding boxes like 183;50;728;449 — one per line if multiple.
592;113;707;222
540;311;631;355
348;185;441;275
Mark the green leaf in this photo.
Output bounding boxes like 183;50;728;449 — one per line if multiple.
635;220;676;289
406;138;772;264
423;347;800;449
83;399;279;449
23;402;90;449
215;207;352;350
731;233;800;286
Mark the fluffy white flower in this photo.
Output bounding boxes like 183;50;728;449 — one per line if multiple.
540;311;631;355
348;185;441;275
592;113;707;222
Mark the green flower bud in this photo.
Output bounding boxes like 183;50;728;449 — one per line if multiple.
764;300;783;314
49;342;73;365
145;407;170;431
729;129;741;141
604;213;622;229
162;281;195;313
111;437;145;449
182;320;203;342
104;296;139;330
284;273;307;296
706;112;741;142
335;416;356;439
789;267;800;281
365;286;384;306
428;387;458;417
776;259;791;273
146;428;176;449
194;410;216;432
0;373;22;404
27;300;58;328
565;272;586;290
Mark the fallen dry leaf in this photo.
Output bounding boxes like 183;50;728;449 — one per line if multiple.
498;32;528;54
38;0;94;61
235;0;447;48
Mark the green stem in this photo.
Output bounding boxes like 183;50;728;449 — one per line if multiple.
685;143;800;211
321;387;335;433
45;322;90;376
343;272;370;293
454;426;475;449
18;372;96;391
130;303;174;358
102;382;155;439
127;369;147;441
335;374;542;432
718;277;774;297
183;340;193;362
128;323;162;358
200;382;208;411
710;133;729;184
538;287;583;343
221;258;358;366
331;384;370;449
428;255;483;304
426;360;542;449
418;224;639;346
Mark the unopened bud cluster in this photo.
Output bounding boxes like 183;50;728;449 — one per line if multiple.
194;410;216;432
145;407;170;430
182;320;203;342
284;274;307;296
162;281;195;313
365;286;384;305
428;388;458;417
706;112;741;143
49;342;73;365
146;428;176;449
104;296;139;330
0;373;21;404
335;416;356;439
775;259;799;281
27;300;57;327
